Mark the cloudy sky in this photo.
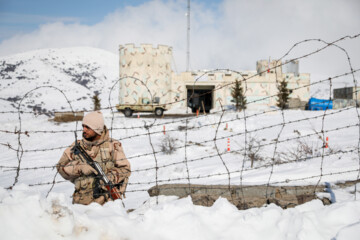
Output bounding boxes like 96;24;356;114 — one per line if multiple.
0;0;359;79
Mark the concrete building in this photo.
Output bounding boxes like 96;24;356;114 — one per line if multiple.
333;87;360;109
333;87;360;100
119;44;310;112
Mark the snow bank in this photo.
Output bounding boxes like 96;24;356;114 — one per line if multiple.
1;185;359;240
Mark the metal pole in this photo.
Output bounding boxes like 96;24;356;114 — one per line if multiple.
186;0;190;72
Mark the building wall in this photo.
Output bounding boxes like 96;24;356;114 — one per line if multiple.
119;44;173;105
119;44;310;111
170;70;310;110
333;87;360;100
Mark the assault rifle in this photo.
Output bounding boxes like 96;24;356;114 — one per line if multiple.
72;132;122;201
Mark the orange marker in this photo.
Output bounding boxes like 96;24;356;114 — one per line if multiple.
325;137;329;148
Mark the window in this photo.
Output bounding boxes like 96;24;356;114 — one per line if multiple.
142;98;150;104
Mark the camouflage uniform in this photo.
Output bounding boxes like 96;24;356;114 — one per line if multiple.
57;126;131;205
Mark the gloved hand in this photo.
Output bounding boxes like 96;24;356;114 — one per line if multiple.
78;163;97;175
63;160;97;176
106;169;128;184
106;168;131;199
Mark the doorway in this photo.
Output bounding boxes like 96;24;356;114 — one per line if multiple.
186;85;214;113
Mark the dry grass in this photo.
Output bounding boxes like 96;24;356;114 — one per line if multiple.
53;112;84;122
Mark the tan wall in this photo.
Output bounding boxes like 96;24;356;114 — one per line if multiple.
119;44;173;104
256;59;282;76
170;70;310;110
118;44;310;111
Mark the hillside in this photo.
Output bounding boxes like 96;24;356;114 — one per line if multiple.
0;47;119;115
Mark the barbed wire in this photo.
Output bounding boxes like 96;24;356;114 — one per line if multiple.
1;105;356;160
23;168;360;194
1;67;359;137
1;129;358;180
1;34;359;209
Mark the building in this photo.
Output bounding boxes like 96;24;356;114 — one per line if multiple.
333;87;360;109
333;87;360;100
119;44;310;112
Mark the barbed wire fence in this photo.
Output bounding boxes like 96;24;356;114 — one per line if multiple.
0;34;360;210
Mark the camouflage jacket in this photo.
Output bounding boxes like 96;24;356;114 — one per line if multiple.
57;126;131;205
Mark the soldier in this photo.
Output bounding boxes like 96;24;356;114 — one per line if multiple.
57;111;131;205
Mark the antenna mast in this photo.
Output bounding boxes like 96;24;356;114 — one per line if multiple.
186;0;190;72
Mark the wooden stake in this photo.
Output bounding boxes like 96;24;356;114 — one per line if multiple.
201;101;206;115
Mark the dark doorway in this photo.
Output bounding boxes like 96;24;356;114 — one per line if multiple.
187;85;214;113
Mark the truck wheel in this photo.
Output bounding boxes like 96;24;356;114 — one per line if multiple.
124;108;133;117
154;108;164;117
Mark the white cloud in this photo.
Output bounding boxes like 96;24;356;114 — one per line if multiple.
0;12;80;24
0;0;359;77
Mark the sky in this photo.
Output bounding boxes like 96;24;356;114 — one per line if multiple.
0;0;359;78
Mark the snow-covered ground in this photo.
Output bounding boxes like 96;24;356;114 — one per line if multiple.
1;47;360;239
1;184;360;240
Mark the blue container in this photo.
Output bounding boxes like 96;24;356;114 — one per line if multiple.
308;97;333;110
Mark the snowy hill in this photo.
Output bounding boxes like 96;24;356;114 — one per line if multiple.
0;47;119;115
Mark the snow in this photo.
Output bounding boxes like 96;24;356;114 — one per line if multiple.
0;47;119;113
1;185;360;240
1;47;360;239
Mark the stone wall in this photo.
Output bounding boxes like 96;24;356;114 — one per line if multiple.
148;184;330;210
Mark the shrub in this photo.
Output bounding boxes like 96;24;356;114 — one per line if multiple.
160;135;177;155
